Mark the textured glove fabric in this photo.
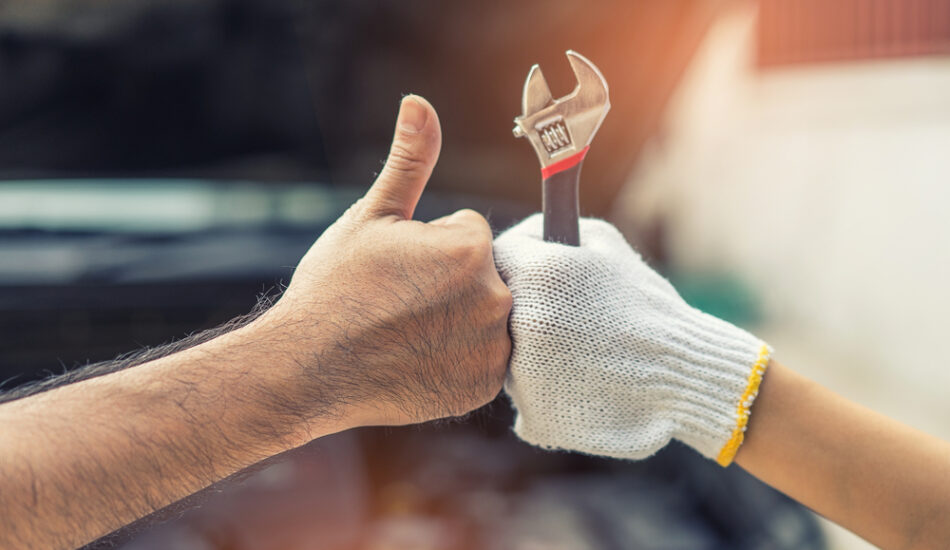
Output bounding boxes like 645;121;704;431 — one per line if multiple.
493;214;771;466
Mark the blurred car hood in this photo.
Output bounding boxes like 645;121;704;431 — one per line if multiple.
0;178;531;286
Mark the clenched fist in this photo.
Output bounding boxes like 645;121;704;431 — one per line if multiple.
0;94;513;550
260;96;512;430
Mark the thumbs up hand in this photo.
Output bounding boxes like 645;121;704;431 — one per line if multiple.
260;96;512;432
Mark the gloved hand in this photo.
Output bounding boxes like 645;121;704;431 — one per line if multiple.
493;214;771;466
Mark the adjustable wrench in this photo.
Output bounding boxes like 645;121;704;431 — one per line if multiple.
513;50;611;246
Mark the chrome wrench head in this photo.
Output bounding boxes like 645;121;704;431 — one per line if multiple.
512;50;611;170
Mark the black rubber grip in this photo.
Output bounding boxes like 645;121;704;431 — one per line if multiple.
542;160;583;245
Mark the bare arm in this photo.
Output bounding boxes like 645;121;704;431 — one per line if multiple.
0;318;340;549
736;361;950;550
0;96;512;550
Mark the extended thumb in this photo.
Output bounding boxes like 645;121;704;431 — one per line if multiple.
362;95;442;219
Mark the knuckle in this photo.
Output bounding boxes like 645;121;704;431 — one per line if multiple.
492;281;513;314
385;142;426;175
451;229;492;264
448;209;491;234
453;208;487;224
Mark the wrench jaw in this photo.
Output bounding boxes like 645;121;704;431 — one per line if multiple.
512;50;611;172
521;64;553;118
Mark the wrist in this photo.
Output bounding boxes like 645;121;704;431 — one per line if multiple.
208;308;360;450
733;359;794;469
664;309;772;465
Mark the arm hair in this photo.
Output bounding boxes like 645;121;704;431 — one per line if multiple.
0;294;276;406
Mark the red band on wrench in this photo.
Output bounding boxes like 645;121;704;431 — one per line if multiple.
541;146;590;179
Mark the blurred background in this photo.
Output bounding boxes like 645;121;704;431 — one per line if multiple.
2;0;948;548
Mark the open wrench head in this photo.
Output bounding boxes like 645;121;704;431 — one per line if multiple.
513;50;611;169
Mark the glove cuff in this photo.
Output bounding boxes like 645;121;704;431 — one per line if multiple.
665;310;772;466
714;343;771;466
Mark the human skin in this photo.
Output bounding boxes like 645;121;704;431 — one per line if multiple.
0;95;513;550
736;360;950;550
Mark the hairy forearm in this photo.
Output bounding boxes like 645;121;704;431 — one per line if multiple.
736;361;950;550
0;314;345;550
0;94;511;550
0;298;274;406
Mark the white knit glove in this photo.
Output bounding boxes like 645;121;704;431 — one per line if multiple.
493;214;771;466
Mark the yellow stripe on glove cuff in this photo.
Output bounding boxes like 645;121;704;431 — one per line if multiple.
716;344;772;467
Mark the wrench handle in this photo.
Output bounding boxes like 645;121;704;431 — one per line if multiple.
542;159;583;246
